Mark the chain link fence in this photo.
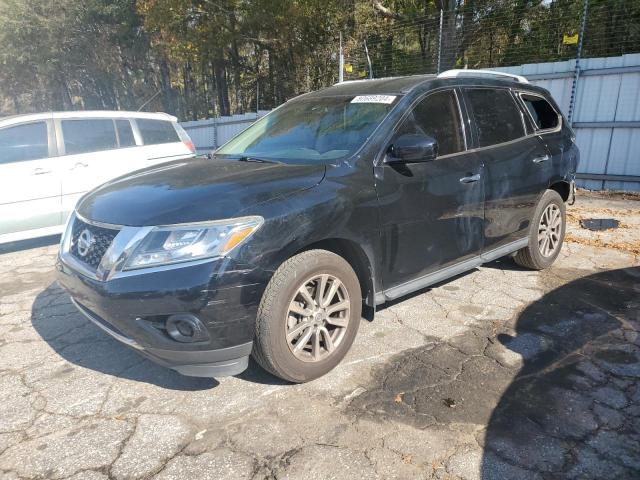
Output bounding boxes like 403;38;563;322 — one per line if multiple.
341;0;640;80
181;1;640;191
333;0;640;191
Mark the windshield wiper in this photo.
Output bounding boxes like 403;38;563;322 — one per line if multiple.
236;155;276;163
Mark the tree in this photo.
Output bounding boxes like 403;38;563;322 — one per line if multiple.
0;0;638;118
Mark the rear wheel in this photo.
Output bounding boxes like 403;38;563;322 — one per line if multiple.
514;189;566;270
252;249;361;383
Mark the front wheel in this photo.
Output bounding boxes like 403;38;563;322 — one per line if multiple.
514;189;566;270
252;249;362;383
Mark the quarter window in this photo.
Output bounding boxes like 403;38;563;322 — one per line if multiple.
521;94;560;130
397;90;465;156
116;119;136;147
137;119;179;145
62;119;117;155
466;89;525;147
0;122;49;164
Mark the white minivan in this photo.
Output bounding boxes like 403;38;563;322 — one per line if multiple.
0;111;196;244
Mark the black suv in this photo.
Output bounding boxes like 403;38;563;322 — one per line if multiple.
57;71;579;383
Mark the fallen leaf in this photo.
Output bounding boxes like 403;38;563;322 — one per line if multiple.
394;392;404;403
565;233;640;256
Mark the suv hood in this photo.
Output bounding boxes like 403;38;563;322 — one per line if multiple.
76;157;326;226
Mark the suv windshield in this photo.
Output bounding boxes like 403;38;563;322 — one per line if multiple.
216;95;398;162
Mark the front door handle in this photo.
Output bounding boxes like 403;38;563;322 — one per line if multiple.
532;154;550;164
459;173;481;184
71;162;88;170
32;167;51;175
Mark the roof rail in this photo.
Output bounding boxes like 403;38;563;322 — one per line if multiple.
437;69;529;84
333;79;371;86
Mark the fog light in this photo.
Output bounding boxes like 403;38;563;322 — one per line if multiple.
166;314;210;343
176;321;194;337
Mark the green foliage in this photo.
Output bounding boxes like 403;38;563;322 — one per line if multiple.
0;0;151;113
0;0;638;118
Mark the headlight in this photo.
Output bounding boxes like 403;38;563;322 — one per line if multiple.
123;216;263;270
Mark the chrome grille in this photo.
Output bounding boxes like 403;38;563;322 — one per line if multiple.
70;217;119;269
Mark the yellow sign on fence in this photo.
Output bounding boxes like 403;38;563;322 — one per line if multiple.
563;33;579;45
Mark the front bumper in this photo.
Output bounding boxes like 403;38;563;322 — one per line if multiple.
56;255;267;377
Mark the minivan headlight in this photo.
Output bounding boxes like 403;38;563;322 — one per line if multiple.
124;216;263;270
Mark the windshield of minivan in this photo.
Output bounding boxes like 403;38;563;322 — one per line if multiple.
216;95;398;162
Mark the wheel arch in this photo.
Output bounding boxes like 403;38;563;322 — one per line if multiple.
295;238;377;317
548;180;571;202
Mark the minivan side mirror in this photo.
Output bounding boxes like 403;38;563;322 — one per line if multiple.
387;134;438;163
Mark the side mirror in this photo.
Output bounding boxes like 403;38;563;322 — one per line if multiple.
387;134;438;163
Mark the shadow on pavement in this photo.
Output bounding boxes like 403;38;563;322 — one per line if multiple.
481;266;640;478
237;358;292;385
481;256;532;272
378;268;479;310
31;282;279;390
349;266;639;478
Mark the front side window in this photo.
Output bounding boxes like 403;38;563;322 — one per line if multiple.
216;95;398;162
0;122;49;164
521;94;560;130
396;90;465;156
62;119;117;155
466;88;525;147
137;119;180;145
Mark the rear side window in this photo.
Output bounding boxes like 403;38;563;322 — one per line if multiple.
466;89;525;147
137;119;179;145
0;122;49;164
521;94;559;130
397;90;465;156
116;120;136;147
62;119;117;155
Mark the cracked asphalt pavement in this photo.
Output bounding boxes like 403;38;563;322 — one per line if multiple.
0;191;639;480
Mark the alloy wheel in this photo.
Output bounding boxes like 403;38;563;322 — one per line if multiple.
285;274;350;362
538;203;562;257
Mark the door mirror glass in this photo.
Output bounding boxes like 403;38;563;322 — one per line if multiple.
387;134;438;163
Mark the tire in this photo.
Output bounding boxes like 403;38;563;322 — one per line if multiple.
252;249;362;383
514;189;566;270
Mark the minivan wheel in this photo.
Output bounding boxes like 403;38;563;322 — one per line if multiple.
252;249;362;383
514;189;566;270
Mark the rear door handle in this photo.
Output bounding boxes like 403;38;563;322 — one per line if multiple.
532;154;550;164
71;162;88;170
459;173;481;184
32;168;52;175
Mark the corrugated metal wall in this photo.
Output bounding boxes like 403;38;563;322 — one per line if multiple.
496;53;640;192
182;54;640;192
180;111;270;155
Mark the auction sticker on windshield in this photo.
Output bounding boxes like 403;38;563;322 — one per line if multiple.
351;95;397;104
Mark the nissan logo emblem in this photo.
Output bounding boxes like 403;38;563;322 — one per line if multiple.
77;229;94;257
